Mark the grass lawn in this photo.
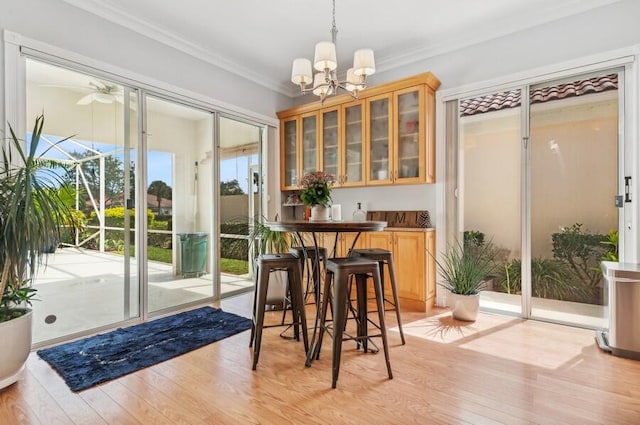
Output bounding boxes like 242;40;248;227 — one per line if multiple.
221;258;249;275
124;246;249;274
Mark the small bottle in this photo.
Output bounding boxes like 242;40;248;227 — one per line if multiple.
353;202;366;221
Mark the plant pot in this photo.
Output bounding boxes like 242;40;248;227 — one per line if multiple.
0;310;32;389
310;205;330;221
447;292;480;321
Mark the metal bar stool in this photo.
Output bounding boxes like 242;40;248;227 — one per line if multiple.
289;246;328;305
315;256;393;388
350;248;405;345
249;253;309;370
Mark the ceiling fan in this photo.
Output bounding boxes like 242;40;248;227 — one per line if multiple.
76;81;124;105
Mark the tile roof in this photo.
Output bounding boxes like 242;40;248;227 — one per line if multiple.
459;73;618;117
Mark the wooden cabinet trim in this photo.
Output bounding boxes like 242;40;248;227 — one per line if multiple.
277;72;441;119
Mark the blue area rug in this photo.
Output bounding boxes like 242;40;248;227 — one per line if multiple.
37;306;251;392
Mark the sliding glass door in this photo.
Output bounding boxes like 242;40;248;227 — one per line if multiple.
459;89;523;315
25;59;139;344
218;115;263;297
21;53;270;346
529;73;619;327
458;69;622;328
144;94;215;314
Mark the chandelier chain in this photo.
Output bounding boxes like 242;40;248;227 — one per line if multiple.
331;0;337;45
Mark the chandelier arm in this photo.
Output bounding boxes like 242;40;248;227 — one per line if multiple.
291;0;374;103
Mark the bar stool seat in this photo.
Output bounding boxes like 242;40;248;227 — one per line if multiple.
315;256;393;388
289;246;328;304
350;248;405;345
249;253;309;370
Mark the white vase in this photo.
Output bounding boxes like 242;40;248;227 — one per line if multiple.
310;205;330;221
0;310;32;389
447;292;480;321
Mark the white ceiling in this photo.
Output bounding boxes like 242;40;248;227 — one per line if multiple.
61;0;622;97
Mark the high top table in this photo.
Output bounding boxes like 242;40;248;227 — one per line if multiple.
264;220;387;366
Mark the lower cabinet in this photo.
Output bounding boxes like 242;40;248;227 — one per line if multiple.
319;231;366;257
366;229;436;312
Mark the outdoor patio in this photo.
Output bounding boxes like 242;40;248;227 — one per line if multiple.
31;247;252;344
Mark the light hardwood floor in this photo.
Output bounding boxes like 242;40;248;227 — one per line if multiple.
2;293;640;425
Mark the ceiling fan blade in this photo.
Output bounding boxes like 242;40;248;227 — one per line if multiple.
77;93;94;105
89;81;107;91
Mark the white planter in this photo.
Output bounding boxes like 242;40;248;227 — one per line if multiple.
447;292;480;321
310;205;330;221
0;310;32;389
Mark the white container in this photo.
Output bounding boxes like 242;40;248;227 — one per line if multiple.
331;204;342;221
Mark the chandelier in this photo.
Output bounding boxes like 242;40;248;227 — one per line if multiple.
290;0;375;102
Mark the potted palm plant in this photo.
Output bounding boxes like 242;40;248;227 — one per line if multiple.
435;238;497;321
0;114;74;389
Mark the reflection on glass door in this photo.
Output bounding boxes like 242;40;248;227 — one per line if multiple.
25;59;139;344
218;116;263;297
459;89;523;315
145;95;214;314
459;72;621;328
529;73;619;328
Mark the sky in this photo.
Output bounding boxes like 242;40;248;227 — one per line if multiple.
32;133;254;193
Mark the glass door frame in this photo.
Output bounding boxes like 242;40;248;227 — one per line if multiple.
216;112;267;299
526;68;625;325
450;63;631;325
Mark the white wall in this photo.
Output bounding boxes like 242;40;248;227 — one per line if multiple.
0;0;291;129
302;0;640;95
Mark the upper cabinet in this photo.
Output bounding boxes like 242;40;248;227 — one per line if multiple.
366;93;393;185
280;116;299;190
320;106;340;184
341;100;365;187
393;85;426;184
301;112;320;178
277;72;440;191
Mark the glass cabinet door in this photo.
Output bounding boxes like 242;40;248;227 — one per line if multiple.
394;86;425;182
281;117;299;188
321;108;340;183
342;100;365;186
367;93;393;184
301;112;319;176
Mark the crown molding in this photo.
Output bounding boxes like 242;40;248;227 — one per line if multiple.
60;0;294;97
61;0;623;99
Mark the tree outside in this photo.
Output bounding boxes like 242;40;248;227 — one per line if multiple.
147;180;172;211
220;179;244;196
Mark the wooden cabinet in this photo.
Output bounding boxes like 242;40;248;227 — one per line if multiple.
301;112;320;178
318;231;366;257
393;86;426;184
339;101;365;186
366;85;428;185
320;101;366;188
320;107;340;184
280;117;299;190
278;72;440;191
366;229;436;312
366;93;393;185
279;112;321;191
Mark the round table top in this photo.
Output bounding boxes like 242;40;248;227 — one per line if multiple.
265;220;387;233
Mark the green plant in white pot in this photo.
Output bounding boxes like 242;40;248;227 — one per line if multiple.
0;114;74;389
435;239;497;321
248;217;295;306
